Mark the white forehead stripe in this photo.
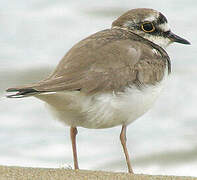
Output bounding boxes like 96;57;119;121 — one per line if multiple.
144;11;159;22
144;15;157;22
158;23;170;32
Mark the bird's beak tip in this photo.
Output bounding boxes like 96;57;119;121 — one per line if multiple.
169;32;191;45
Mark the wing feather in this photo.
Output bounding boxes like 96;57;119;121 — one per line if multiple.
7;29;169;97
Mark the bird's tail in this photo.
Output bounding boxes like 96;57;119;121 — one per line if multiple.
6;87;39;98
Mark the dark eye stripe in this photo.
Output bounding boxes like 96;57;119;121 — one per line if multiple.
147;28;170;38
163;30;171;37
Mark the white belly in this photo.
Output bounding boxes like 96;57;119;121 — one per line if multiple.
35;81;165;129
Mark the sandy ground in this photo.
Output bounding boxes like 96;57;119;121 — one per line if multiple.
0;165;196;180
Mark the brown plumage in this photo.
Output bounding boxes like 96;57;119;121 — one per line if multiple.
6;8;190;173
7;28;170;96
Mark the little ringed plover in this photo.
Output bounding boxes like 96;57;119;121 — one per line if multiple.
7;8;190;173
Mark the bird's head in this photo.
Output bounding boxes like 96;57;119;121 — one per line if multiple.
112;8;190;48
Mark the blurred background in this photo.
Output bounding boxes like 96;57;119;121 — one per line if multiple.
0;0;196;177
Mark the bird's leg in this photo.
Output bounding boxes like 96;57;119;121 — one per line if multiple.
70;127;79;169
120;125;134;173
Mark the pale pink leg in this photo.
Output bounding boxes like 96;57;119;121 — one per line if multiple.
120;125;134;173
70;127;79;169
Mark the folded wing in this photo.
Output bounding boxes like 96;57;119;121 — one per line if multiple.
6;29;168;98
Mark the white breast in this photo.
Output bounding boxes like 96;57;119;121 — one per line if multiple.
78;83;165;128
36;78;167;129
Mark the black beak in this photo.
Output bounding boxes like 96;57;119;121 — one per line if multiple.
168;31;191;45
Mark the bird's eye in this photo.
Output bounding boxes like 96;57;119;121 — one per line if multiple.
141;22;155;33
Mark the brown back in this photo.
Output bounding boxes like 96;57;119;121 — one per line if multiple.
12;28;171;94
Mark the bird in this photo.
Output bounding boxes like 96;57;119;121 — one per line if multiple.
6;8;190;173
